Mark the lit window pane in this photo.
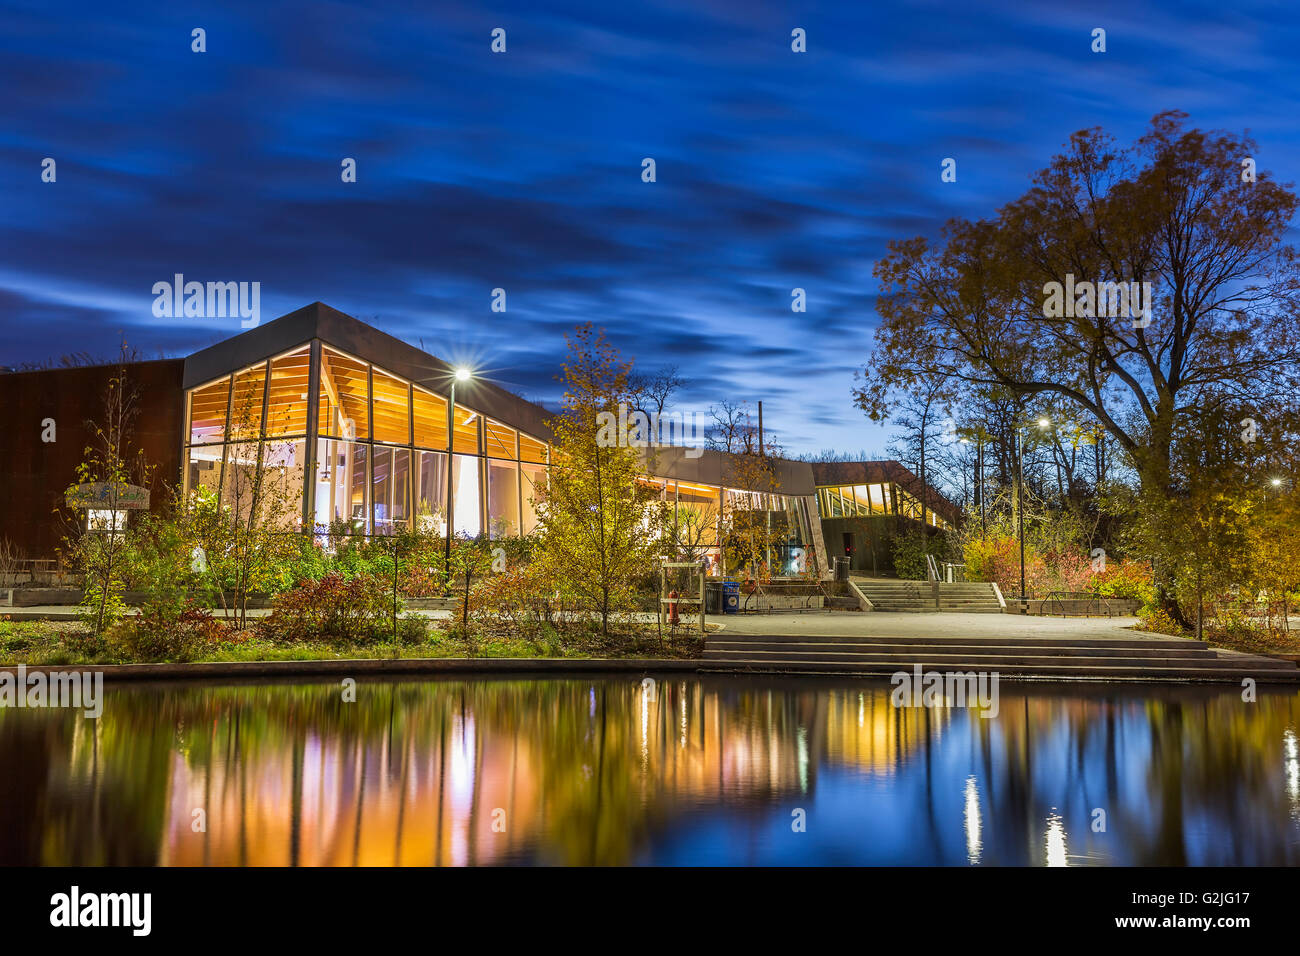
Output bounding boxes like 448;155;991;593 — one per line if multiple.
413;386;448;449
187;445;223;495
265;346;311;438
371;366;410;444
319;348;369;440
452;454;481;535
372;446;411;533
416;450;448;534
519;432;547;464
261;438;307;530
452;406;479;454
313;438;368;532
488;459;519;536
520;462;546;535
229;364;267;440
485;419;517;459
187;376;230;444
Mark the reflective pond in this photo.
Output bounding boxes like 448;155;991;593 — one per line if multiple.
1;676;1298;865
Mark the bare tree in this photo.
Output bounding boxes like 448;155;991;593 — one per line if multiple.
629;365;685;422
706;400;776;456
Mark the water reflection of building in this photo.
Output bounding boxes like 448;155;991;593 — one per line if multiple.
11;681;1299;866
146;680;948;866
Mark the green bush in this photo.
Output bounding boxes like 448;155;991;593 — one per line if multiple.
890;533;947;580
263;536;333;593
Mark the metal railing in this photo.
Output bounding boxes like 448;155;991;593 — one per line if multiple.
736;577;829;613
1042;590;1123;617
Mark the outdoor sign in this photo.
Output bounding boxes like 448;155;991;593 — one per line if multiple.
64;482;151;510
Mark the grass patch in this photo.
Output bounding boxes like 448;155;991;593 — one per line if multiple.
0;615;701;666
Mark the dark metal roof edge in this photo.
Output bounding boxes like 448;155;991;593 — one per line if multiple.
181;302;555;441
640;447;817;496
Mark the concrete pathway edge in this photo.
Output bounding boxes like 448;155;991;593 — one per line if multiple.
0;656;1294;685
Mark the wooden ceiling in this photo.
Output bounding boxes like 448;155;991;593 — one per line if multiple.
187;344;549;461
265;346;311;437
188;375;230;443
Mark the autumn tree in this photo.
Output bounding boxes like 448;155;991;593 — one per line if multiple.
1127;403;1255;640
64;348;152;634
864;112;1300;620
535;324;663;638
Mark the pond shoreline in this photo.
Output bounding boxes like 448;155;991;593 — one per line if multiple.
0;657;702;682
2;656;1298;684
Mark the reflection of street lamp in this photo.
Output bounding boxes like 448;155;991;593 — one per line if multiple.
444;367;473;580
1016;416;1051;612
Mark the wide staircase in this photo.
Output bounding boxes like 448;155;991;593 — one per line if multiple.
701;632;1300;682
852;579;1002;613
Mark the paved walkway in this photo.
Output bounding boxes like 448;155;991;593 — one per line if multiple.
712;611;1158;641
7;604;1160;643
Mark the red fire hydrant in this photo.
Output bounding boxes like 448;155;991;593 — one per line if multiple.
668;589;680;626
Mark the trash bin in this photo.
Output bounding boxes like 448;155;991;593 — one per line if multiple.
833;556;850;582
722;581;740;614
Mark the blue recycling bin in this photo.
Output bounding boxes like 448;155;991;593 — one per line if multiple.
722;581;740;614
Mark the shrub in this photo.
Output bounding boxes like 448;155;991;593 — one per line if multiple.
459;566;553;640
259;572;395;647
1137;605;1184;636
891;533;948;580
1089;559;1156;606
107;604;227;662
264;537;333;593
397;613;431;644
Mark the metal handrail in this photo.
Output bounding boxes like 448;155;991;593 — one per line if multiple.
735;578;827;613
1043;590;1120;617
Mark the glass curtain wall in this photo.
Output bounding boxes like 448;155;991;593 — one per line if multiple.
183;345;311;530
814;483;949;530
185;342;549;541
655;478;810;577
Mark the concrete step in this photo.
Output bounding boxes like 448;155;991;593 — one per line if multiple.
704;641;1218;660
700;627;1298;681
706;633;1202;650
856;582;1003;615
698;657;1300;682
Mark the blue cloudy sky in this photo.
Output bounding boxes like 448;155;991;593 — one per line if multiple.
3;0;1299;454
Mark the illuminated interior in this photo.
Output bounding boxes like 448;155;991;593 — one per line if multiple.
816;482;950;530
183;343;550;537
647;477;814;576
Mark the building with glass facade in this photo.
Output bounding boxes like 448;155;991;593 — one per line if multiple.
181;304;551;542
0;303;956;579
811;460;961;574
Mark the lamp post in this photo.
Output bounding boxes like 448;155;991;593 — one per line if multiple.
444;367;472;584
959;429;987;540
1016;416;1051;613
